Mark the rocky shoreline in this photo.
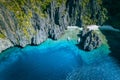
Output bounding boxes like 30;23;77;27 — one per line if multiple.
0;0;108;53
0;24;110;53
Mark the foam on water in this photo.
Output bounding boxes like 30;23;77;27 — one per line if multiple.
0;39;119;80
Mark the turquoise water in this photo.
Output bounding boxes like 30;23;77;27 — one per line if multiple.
0;39;119;80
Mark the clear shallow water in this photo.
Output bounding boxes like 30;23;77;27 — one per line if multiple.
0;39;119;80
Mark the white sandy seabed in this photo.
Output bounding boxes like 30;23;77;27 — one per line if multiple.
67;25;120;32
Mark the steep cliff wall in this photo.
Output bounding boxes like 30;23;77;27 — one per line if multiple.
0;0;107;52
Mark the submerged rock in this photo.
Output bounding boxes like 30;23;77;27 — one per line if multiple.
78;29;102;51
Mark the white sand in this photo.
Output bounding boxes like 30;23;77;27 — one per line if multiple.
87;25;100;30
67;26;83;30
67;25;120;32
67;25;99;31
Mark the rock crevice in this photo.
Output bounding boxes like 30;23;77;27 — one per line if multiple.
0;0;107;52
78;29;102;51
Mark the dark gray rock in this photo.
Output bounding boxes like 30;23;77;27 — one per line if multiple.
78;29;102;51
0;0;107;52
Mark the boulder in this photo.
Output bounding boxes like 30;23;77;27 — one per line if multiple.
78;29;102;51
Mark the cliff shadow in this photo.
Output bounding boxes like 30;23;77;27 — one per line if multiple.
102;0;120;30
100;30;120;63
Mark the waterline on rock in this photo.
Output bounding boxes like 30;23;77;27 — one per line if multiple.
0;39;111;80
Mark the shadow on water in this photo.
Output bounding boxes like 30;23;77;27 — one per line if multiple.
100;30;120;63
102;0;120;30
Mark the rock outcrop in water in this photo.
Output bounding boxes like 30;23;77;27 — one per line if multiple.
0;0;107;52
78;29;102;51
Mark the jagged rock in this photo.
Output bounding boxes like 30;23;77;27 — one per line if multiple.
0;0;107;52
0;38;13;53
78;29;102;51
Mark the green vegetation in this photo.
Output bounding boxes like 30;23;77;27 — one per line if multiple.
56;0;67;7
94;30;109;47
0;0;34;38
0;33;5;38
80;0;95;26
80;0;108;27
0;0;108;38
0;0;67;38
0;25;6;38
80;0;90;9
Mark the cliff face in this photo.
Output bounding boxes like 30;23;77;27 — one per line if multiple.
0;0;107;52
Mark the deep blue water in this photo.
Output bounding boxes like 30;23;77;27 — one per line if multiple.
0;39;120;80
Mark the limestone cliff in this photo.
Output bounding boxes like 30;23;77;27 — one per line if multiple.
0;0;107;52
